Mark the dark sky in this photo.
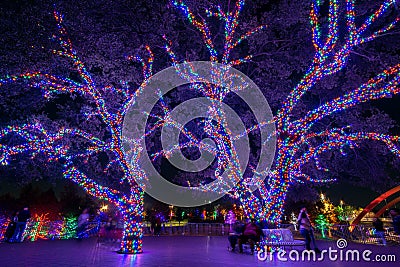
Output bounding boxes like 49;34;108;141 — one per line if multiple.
324;183;383;208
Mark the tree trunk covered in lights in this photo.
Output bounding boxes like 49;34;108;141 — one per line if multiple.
116;188;144;254
119;209;144;254
264;184;290;224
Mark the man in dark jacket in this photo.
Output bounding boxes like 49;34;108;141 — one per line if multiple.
389;208;400;235
228;220;244;252
11;206;31;242
372;217;386;246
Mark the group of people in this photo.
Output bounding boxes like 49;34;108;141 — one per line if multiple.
228;206;400;255
5;206;92;242
3;205;400;247
228;218;263;255
228;208;321;255
149;215;162;236
4;206;31;243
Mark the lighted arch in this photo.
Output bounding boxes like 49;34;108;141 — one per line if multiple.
350;185;400;227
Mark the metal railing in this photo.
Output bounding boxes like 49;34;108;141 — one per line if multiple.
143;223;233;236
327;224;400;245
1;220;399;245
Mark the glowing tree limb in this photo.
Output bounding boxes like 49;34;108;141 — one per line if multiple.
172;0;218;61
293;64;400;132
169;0;270;217
63;166;121;203
0;124;106;164
276;0;399;130
292;132;400;182
171;0;266;65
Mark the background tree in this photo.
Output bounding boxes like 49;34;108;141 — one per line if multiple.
315;214;330;238
317;193;338;225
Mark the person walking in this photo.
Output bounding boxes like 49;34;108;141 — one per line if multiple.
150;214;156;235
389;208;400;235
372;217;387;246
297;207;321;253
10;206;31;243
4;211;19;242
228;220;244;252
77;208;90;238
154;216;162;236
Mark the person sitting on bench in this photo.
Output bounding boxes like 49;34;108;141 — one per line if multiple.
228;220;244;252
238;218;262;254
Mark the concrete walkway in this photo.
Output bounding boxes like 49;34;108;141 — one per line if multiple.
0;236;399;266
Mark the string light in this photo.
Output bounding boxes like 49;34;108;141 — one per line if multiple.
0;214;101;241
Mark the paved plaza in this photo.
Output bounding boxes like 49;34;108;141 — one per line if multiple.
0;236;399;267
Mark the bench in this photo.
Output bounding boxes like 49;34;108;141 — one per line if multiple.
261;228;305;250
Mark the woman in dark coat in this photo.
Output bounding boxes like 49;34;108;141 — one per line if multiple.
4;211;18;242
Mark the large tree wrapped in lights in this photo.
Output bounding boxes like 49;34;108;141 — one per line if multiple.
0;10;149;254
165;0;400;224
1;0;400;254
